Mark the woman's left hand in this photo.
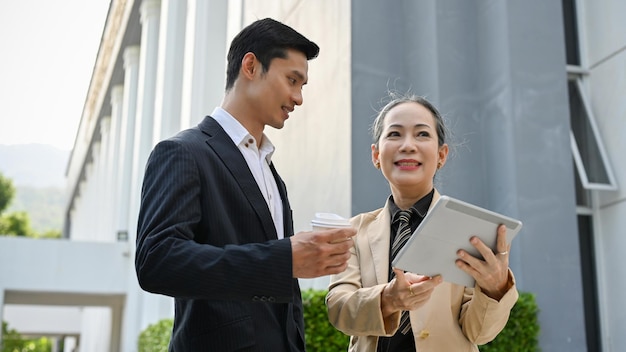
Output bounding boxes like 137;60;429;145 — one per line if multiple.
455;224;511;300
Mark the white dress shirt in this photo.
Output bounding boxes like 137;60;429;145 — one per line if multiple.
210;107;285;239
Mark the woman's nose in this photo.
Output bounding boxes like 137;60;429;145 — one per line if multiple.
399;137;417;152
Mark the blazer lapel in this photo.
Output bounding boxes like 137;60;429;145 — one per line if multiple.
368;203;393;285
269;162;294;238
369;190;441;285
199;116;278;241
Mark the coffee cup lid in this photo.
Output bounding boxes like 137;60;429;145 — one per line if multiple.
311;213;351;227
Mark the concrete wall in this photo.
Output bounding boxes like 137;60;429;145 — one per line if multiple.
0;237;129;351
350;1;586;351
584;0;626;350
235;1;353;289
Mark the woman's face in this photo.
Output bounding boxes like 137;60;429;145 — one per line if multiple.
372;102;448;198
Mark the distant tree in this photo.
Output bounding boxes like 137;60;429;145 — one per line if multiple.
38;229;62;239
0;172;59;239
0;172;15;214
0;211;34;237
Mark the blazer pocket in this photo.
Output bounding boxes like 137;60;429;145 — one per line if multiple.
189;316;256;351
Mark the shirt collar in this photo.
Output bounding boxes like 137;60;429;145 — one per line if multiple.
211;107;276;162
388;188;434;222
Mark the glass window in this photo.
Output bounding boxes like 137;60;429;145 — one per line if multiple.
562;0;580;65
568;79;617;190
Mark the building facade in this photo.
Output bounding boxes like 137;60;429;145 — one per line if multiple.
1;0;624;351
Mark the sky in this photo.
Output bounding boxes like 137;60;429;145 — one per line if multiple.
0;0;111;151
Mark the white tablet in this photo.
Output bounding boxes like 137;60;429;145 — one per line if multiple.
392;195;523;287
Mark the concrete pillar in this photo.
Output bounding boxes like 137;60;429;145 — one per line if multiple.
110;300;123;352
108;86;124;241
122;0;162;348
180;0;228;128
86;145;99;242
0;289;4;343
116;46;140;241
128;0;161;245
98;117;112;242
153;0;187;144
118;45;141;350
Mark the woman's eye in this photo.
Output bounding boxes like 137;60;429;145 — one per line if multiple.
386;131;400;138
417;131;430;137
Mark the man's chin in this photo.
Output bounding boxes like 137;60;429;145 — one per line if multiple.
270;120;286;129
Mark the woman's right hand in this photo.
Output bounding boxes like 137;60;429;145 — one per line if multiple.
381;268;442;318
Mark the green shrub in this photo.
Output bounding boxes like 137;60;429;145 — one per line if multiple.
138;318;173;352
2;321;52;352
480;292;540;352
302;289;350;351
136;291;539;352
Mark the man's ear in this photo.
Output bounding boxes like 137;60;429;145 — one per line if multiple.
241;52;258;80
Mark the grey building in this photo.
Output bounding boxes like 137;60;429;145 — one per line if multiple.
1;0;623;351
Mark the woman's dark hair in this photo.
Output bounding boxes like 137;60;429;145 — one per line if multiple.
225;18;319;91
371;93;448;148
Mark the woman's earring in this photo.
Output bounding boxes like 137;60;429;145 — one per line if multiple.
375;161;381;169
437;161;443;169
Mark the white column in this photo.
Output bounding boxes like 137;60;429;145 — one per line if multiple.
98;116;112;242
117;45;142;352
180;0;228;128
85;145;99;242
116;46;140;241
121;0;162;349
0;289;4;343
108;85;124;241
128;0;161;243
70;183;85;241
153;0;187;144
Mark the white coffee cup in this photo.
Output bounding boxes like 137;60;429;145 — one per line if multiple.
311;212;351;231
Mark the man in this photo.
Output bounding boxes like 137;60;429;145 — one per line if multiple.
135;18;356;351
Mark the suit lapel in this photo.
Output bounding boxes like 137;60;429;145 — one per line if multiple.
369;190;441;285
369;204;393;285
269;163;293;238
199;116;278;241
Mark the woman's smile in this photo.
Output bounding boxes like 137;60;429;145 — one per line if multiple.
395;159;421;170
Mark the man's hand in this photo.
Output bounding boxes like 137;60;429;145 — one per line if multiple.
291;228;356;278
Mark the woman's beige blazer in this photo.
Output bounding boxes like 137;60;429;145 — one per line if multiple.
326;191;519;352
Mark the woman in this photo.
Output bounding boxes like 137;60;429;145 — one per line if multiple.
326;94;518;352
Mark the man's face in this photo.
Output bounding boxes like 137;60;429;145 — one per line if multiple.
248;49;309;130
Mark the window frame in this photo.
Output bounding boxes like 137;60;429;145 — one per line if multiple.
567;74;617;191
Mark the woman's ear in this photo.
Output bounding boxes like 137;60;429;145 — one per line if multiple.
438;144;449;169
371;144;380;169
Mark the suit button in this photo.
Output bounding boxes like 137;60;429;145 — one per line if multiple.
260;296;268;302
268;297;276;302
252;296;260;302
418;329;430;339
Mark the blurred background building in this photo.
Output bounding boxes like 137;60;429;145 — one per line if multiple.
1;0;624;351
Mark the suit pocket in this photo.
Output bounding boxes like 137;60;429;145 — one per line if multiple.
188;316;256;351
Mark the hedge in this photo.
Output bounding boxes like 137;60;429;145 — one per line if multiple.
1;321;53;352
480;292;540;352
138;318;173;352
138;290;539;351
